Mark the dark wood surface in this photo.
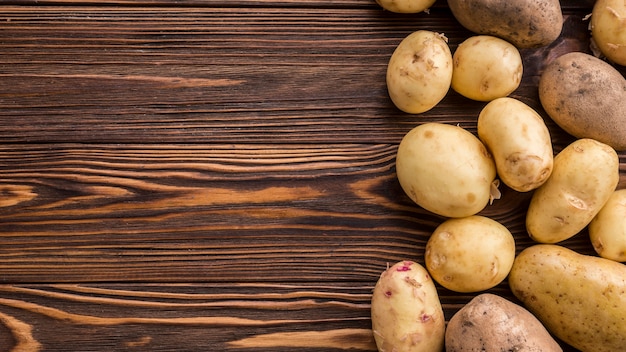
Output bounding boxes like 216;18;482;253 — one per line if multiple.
0;0;623;351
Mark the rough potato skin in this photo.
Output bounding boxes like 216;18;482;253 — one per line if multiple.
509;245;626;352
447;0;563;48
538;52;626;151
445;293;562;352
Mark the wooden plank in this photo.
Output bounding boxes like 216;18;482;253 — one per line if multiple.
0;6;600;144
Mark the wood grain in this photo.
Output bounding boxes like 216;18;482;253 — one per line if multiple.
0;0;623;351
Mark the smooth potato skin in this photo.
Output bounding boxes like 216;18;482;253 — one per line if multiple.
371;261;445;352
447;0;563;48
451;36;523;101
526;138;619;244
445;293;562;352
589;189;626;262
591;0;626;65
376;0;436;13
386;31;453;114
396;123;496;218
425;216;515;293
539;52;626;150
509;244;626;352
477;97;553;192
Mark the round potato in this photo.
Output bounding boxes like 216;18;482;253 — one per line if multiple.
526;138;619;244
371;261;445;352
376;0;436;13
591;0;626;66
386;31;453;114
589;189;626;262
447;0;563;48
445;293;563;352
451;36;523;101
539;52;626;150
396;123;498;218
477;97;553;192
425;216;515;292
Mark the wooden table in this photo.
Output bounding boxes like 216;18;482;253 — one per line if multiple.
0;0;621;351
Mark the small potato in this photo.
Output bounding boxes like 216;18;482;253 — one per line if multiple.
451;36;523;101
589;189;626;262
386;31;453;114
539;52;626;150
396;123;498;218
526;138;619;244
371;260;445;352
477;97;553;192
591;0;626;66
425;216;515;292
445;293;562;352
509;244;626;352
376;0;436;13
447;0;563;48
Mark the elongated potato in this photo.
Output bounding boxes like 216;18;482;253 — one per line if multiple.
539;52;626;150
591;0;626;65
589;189;626;262
509;244;626;352
371;261;445;352
396;123;497;218
447;0;563;48
477;97;553;192
386;31;453;114
445;293;562;352
526;138;619;243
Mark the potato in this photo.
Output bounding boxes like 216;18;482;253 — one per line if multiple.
477;97;553;192
375;0;436;13
446;0;563;48
386;31;453;114
396;123;498;218
526;138;619;244
424;216;515;293
591;0;626;66
451;36;523;101
445;293;562;352
509;244;626;352
539;52;626;150
589;189;626;262
371;260;445;352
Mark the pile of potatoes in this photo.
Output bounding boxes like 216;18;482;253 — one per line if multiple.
370;0;626;352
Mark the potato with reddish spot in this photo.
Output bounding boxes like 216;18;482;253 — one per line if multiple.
589;189;626;262
509;244;626;352
371;260;445;352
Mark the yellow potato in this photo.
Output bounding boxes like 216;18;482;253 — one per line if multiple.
589;189;626;262
375;0;436;13
447;0;563;48
451;36;523;101
386;31;453;114
591;0;626;65
396;123;497;218
538;52;626;151
371;260;445;352
526;138;619;244
509;244;626;352
477;97;553;192
425;216;515;292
